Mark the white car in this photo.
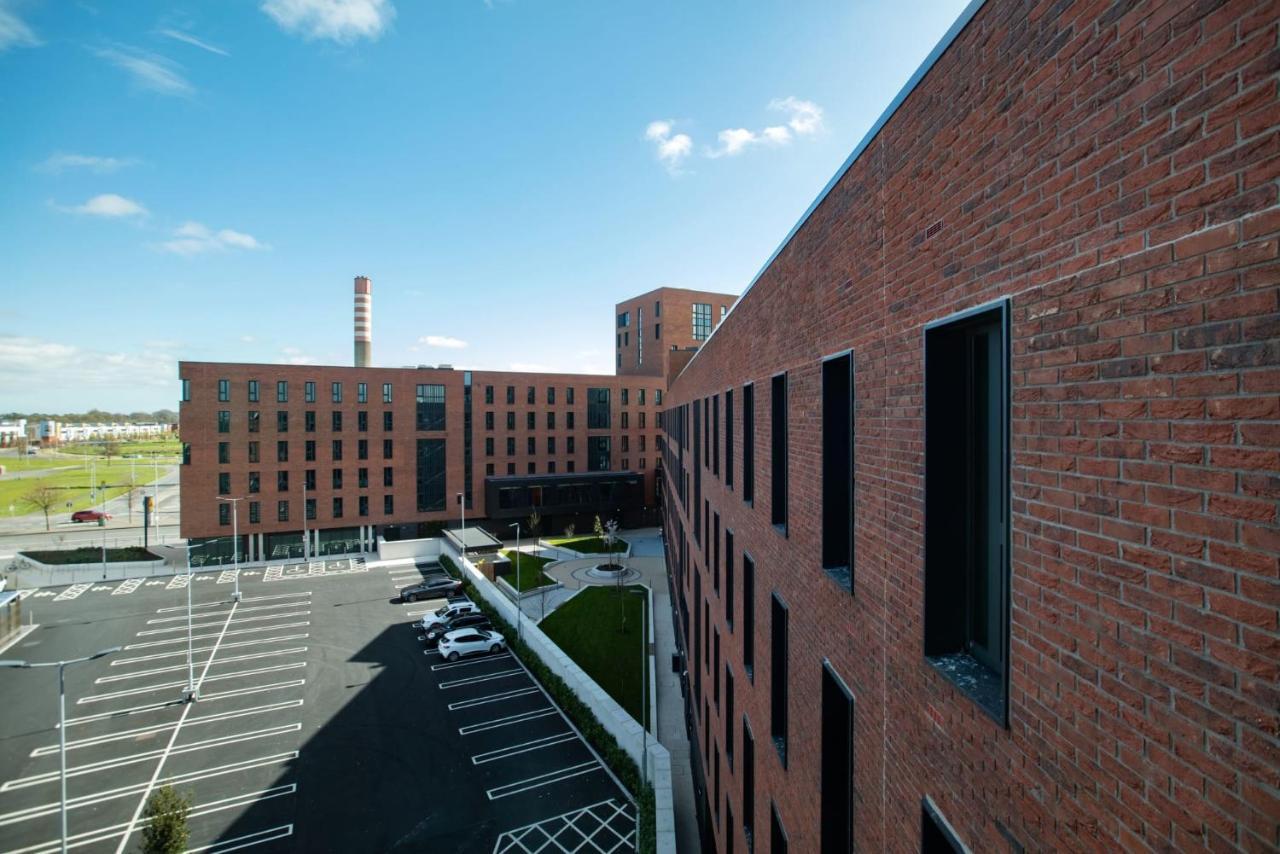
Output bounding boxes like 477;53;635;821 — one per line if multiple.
414;600;479;632
437;628;506;661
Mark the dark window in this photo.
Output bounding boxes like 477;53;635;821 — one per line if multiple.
358;410;368;432
276;410;290;432
743;721;755;849
506;385;515;404
655;322;661;339
726;666;735;767
486;412;495;430
218;379;230;402
506;412;515;430
331;411;342;432
357;382;367;403
247;411;260;433
277;500;289;521
547;386;555;405
587;388;611;429
248;471;260;493
218;410;231;433
507;463;515;475
821;663;854;854
304;381;314;403
248;441;259;463
358;439;368;460
922;800;965;853
567;436;575;454
507;437;515;456
587;436;611;471
743;383;754;504
486;463;494;476
416;384;446;430
304;469;316;491
566;387;575;405
247;379;259;402
546;411;555;430
277;441;288;462
743;554;754;679
485;437;494;456
383;439;393;458
566;460;574;473
527;462;536;474
218;442;230;464
333;497;344;518
218;473;230;495
771;373;787;532
305;411;316;432
770;594;788;764
359;495;369;516
332;468;342;489
547;436;556;454
693;302;712;340
822;353;855;589
713;513;720;594
484;385;494;404
331;381;342;403
332;439;342;461
305;440;316;461
382;383;393;404
527;412;535;430
714;630;720;707
566;411;575;429
384;495;394;514
305;497;316;520
770;806;788;854
725;388;734;488
248;501;260;523
182;443;191;465
277;471;289;491
383;466;393;487
725;530;735;627
713;394;720;477
416;438;446;511
924;302;1010;723
527;436;536;455
358;468;368;488
384;411;394;431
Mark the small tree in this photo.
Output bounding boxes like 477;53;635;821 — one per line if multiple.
528;509;541;537
563;522;575;539
593;514;604;541
102;440;121;460
140;784;192;854
22;483;59;532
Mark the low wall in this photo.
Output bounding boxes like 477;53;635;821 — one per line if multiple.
536;539;633;561
0;591;21;648
5;556;172;588
376;536;443;562
444;540;675;853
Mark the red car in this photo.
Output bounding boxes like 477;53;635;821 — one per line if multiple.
71;510;111;523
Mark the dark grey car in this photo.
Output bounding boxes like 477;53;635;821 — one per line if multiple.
399;576;463;602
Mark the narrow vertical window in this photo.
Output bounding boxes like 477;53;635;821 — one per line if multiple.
725;530;734;627
382;383;393;403
725;388;734;489
770;806;788;854
742;720;755;849
922;799;965;853
822;353;854;590
742;383;754;504
278;380;289;403
357;382;367;403
217;379;229;401
713;512;720;594
248;379;259;402
821;663;854;854
742;554;754;680
770;373;787;533
712;394;719;477
924;301;1010;723
770;593;788;765
725;665;734;767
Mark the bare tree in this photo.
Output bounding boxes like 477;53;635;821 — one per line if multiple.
23;483;60;531
102;440;122;460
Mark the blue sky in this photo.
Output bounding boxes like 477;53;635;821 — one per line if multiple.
0;0;971;412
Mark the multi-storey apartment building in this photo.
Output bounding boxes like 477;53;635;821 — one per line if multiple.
663;0;1279;851
179;287;736;561
615;287;740;378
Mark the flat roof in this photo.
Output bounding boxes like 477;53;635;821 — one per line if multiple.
444;526;503;550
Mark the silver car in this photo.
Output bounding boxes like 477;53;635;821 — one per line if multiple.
414;601;480;633
437;628;506;661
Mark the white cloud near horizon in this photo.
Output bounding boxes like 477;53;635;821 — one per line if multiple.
94;45;193;96
0;335;174;405
706;97;824;158
280;345;316;365
509;362;551;372
420;335;468;349
0;2;40;52
261;0;395;43
63;193;149;217
39;153;138;174
159;28;229;56
157;221;268;255
645;120;692;174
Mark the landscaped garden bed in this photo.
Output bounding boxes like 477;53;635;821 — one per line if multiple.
543;535;630;555
497;549;557;591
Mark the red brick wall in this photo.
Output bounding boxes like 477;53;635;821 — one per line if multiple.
663;0;1279;850
616;287;739;379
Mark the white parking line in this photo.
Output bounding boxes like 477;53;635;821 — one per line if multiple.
113;634;309;665
437;668;523;689
217;570;239;584
134;610;310;636
54;583;93;601
165;574;189;590
471;732;577;765
112;579;144;596
94;648;307;684
64;680;306;727
431;653;512;671
447;687;539;711
187;824;294;853
145;602;308;625
78;662;308;704
459;707;556;735
154;591;311;613
486;761;601;800
32;700;304;756
123;621;311;650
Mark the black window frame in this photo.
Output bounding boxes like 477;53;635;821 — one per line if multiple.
821;351;855;591
742;383;754;505
770;372;787;534
276;380;288;403
742;553;754;681
770;593;788;765
821;662;855;854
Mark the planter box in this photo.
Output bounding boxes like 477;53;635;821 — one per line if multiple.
7;555;172;588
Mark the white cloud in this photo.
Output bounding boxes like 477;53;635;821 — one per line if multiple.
420;335;468;350
66;193;149;217
0;3;40;52
509;362;551;372
95;45;192;96
261;0;395;44
705;97;823;158
770;96;823;135
0;335;174;403
38;153;138;174
239;334;256;343
157;221;268;255
280;346;316;365
645;120;692;174
159;28;229;56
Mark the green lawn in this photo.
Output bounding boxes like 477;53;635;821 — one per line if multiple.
0;456;81;473
539;585;650;724
499;549;556;591
0;459;168;523
60;438;181;458
544;535;630;555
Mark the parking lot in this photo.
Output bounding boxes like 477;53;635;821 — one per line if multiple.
0;558;636;852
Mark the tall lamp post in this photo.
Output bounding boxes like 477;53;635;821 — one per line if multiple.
508;522;522;641
216;496;243;602
1;646;122;854
630;588;649;786
181;540;209;702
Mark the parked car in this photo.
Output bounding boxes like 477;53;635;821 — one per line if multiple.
414;600;480;632
437;628;507;661
421;614;492;649
71;510;111;523
399;576;462;602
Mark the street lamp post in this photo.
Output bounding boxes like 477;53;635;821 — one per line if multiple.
508;522;522;641
217;496;243;602
0;646;122;854
181;541;207;702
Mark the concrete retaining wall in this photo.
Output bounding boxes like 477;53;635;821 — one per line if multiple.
5;556;172;588
376;537;442;562
444;540;675;853
0;591;22;649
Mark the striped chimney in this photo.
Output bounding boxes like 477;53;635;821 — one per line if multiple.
354;275;372;367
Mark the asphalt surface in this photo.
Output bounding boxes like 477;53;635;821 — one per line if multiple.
0;558;636;853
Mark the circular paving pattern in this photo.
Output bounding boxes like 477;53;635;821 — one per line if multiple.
571;564;642;585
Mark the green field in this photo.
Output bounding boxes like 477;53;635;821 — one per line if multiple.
539;585;650;723
0;456;82;473
0;459;169;523
544;535;630;555
498;549;556;591
59;438;181;458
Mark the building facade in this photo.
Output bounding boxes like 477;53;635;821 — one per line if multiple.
616;287;739;379
662;0;1279;851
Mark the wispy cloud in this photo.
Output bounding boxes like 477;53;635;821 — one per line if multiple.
0;335;174;401
510;362;551;372
239;334;256;343
771;96;823;135
706;97;824;158
38;152;139;174
280;346;316;365
645;120;692;174
0;2;40;52
159;28;229;56
94;44;192;96
157;221;268;255
60;193;149;217
261;0;395;44
420;335;468;350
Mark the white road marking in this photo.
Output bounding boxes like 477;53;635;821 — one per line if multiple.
217;570;238;583
447;687;539;711
438;668;523;689
165;574;189;590
113;634;309;665
94;648;307;684
134;610;310;636
471;732;577;765
186;824;294;853
459;708;556;735
145;602;309;625
143;580;165;586
431;653;512;671
112;579;144;596
485;761;601;800
78;662;308;704
31;591;55;598
91;585;112;592
123;621;311;650
54;583;92;601
153;590;311;613
63;680;306;727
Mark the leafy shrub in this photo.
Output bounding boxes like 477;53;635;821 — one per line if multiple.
141;784;192;854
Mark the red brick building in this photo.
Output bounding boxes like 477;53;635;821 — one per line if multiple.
661;0;1279;851
616;286;739;378
178;287;735;560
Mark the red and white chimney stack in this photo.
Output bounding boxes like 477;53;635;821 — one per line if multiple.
354;275;372;367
